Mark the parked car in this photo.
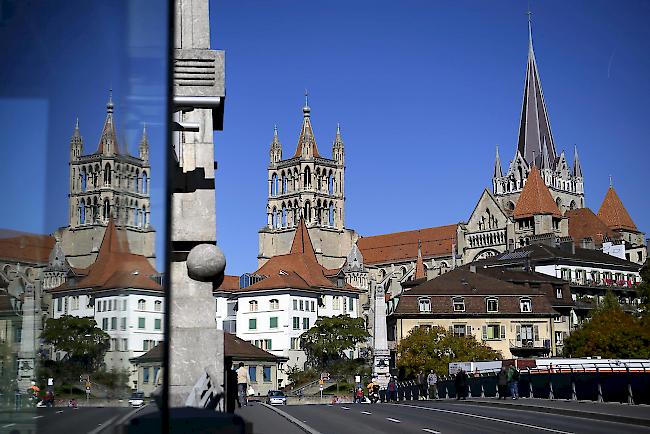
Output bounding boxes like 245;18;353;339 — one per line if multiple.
128;391;145;407
266;390;287;405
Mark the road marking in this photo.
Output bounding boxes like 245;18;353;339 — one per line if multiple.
341;406;350;410
422;429;441;434
361;411;372;415
32;415;44;419
2;424;15;428
393;403;573;434
386;417;401;423
56;410;64;414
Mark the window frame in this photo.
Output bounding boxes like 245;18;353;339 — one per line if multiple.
486;297;499;313
452;297;465;312
519;297;532;313
418;297;431;313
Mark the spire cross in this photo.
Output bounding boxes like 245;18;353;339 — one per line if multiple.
609;175;613;188
304;89;309;108
526;8;533;51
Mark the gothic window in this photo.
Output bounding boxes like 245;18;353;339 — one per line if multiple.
329;202;334;226
103;198;111;220
292;202;298;226
316;168;321;191
94;164;100;188
272;206;277;228
142;171;148;194
570;200;576;210
135;169;140;193
281;172;287;194
81;168;87;192
328;173;333;195
304;202;311;222
271;173;278;196
142;205;147;227
104;163;112;186
304;166;311;188
92;197;99;222
79;199;85;224
281;204;287;227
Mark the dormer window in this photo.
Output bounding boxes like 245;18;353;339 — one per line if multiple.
555;288;562;299
418;297;431;313
249;300;258;312
269;299;279;310
452;297;465;312
337;277;344;288
520;298;532;313
138;299;146;310
486;297;498;313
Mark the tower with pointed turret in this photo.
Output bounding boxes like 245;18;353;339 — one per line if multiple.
60;91;155;268
492;15;585;215
258;94;358;269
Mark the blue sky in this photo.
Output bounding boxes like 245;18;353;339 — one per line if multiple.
212;0;650;276
0;0;168;269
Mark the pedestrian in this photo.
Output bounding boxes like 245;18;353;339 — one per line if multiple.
508;365;520;400
497;366;508;399
355;387;364;403
387;377;397;402
455;369;468;400
427;370;438;400
417;371;426;399
235;362;250;408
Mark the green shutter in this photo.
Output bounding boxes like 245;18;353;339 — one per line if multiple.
482;325;487;340
249;318;257;330
138;317;145;329
270;317;278;328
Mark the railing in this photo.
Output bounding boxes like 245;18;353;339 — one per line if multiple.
509;339;551;350
467;229;506;249
572;279;639;290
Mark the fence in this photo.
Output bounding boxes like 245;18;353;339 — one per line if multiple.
377;369;650;405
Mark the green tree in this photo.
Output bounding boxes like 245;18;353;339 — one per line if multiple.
637;259;650;315
563;293;650;358
41;315;109;371
397;326;502;377
300;315;370;368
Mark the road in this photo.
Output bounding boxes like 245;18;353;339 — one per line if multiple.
0;406;134;434
274;401;650;434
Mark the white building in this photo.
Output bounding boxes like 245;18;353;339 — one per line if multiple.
49;220;164;388
216;219;362;387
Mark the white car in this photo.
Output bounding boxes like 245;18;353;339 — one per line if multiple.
266;390;287;405
128;392;145;407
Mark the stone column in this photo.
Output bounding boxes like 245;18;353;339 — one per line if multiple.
371;279;390;388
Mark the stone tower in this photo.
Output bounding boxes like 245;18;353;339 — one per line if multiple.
492;17;585;215
60;94;155;268
258;95;358;269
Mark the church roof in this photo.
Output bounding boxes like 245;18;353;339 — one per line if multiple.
597;187;637;232
565;208;617;246
240;219;358;293
0;230;55;264
414;240;425;280
49;219;161;293
513;166;562;219
516;19;557;169
357;224;457;265
96;92;120;155
292;98;321;159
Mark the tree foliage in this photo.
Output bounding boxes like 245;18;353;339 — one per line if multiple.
397;326;502;377
41;315;109;371
300;315;370;368
563;291;650;358
637;259;650;315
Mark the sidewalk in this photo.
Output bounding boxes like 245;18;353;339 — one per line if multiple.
467;398;650;427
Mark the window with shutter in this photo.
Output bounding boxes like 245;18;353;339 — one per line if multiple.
482;326;487;340
500;325;506;339
466;325;472;335
448;325;453;333
515;325;521;341
533;325;539;341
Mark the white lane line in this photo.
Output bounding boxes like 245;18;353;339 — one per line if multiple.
2;424;16;428
393;403;573;434
32;415;44;419
341;406;350;410
56;410;64;414
422;429;441;434
386;417;401;423
361;411;372;415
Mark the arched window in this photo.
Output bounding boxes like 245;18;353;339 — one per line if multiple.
249;300;258;312
142;171;148;194
282;205;287;227
104;163;112;186
328;173;334;195
304;166;311;188
94;164;100;188
418;297;431;312
134;204;139;226
154;300;162;311
271;173;278;196
292;201;298;226
92;197;99;222
142;205;147;227
103;199;111;220
135;169;140;193
304;202;311;222
329;202;334;226
316;200;322;224
569;200;576;210
269;299;279;310
81;168;87;192
79;199;85;224
282;173;287;194
138;299;146;310
272;206;277;228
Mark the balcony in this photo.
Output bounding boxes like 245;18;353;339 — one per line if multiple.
509;339;551;356
467;229;506;249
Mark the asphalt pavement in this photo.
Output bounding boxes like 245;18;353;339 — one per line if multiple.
272;400;650;434
0;406;133;434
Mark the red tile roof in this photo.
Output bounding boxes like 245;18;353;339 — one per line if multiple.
565;208;617;245
217;275;241;291
49;219;161;293
0;230;55;264
597;187;637;231
513;166;562;219
357;224;457;265
237;219;358;293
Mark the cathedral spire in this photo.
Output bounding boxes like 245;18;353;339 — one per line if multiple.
494;145;502;177
270;124;282;163
573;144;583;177
516;13;557;170
96;89;119;155
332;122;344;165
70;117;83;160
293;91;321;159
139;123;149;162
